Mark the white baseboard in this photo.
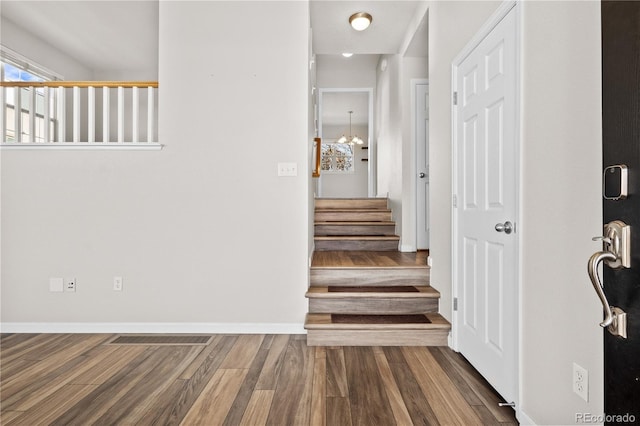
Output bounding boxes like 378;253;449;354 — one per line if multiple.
517;409;536;425
400;244;416;252
0;322;306;334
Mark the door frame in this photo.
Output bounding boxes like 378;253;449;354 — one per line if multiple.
450;0;522;410
412;78;429;250
317;88;375;197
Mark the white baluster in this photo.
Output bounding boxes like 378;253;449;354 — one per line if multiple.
147;87;154;142
103;86;110;142
132;86;139;143
73;86;80;142
43;87;50;142
29;86;36;142
88;86;95;143
57;86;65;142
117;86;124;143
14;87;21;142
0;86;5;142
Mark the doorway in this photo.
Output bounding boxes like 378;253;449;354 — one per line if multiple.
317;88;374;198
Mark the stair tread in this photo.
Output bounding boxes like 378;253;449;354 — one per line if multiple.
304;312;450;330
315;235;400;240
306;286;440;298
311;251;428;269
315;221;395;225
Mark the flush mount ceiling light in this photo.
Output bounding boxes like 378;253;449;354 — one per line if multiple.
342;52;353;58
349;12;372;31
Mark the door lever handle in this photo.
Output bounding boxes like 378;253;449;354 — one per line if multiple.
587;251;617;327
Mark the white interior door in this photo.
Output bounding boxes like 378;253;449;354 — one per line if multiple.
453;5;518;405
416;83;430;249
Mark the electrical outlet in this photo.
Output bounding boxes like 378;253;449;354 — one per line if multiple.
65;278;76;292
113;276;123;291
573;363;589;402
427;256;433;267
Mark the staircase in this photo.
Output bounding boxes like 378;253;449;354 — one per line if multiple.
305;198;451;346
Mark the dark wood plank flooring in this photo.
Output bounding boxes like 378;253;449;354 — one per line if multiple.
0;333;518;425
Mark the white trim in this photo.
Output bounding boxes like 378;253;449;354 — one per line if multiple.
0;143;163;151
412;78;429;252
317;87;375;197
0;322;306;334
399;244;415;253
0;44;63;81
517;410;537;426
450;0;521;410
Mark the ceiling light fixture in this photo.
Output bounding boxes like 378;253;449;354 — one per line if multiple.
342;52;353;58
337;111;364;145
349;12;372;31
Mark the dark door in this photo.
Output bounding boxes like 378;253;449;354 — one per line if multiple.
602;1;640;421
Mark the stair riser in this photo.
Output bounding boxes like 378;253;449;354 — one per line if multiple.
306;329;449;346
315;199;388;210
310;269;429;287
315;212;392;222
315;240;398;251
315;224;396;236
308;298;438;314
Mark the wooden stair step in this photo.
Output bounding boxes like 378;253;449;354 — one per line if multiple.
306;286;439;315
315;198;388;210
306;285;439;298
315;235;400;251
310;252;429;286
304;313;451;346
315;210;393;222
311;267;429;287
315;221;396;236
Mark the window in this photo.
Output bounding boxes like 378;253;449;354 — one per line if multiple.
321;142;355;173
1;47;60;143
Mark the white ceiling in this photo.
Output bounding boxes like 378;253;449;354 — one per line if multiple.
0;0;159;73
1;1;426;74
310;1;424;55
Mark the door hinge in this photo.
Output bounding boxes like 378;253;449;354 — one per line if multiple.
453;91;458;106
452;194;458;208
453;297;458;311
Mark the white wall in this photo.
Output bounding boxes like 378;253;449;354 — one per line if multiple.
316;54;378;89
0;17;92;80
375;54;403;225
1;1;309;330
429;0;603;423
519;1;603;423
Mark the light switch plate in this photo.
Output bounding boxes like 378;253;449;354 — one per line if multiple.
278;162;298;177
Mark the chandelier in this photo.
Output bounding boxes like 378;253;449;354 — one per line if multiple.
337;111;364;145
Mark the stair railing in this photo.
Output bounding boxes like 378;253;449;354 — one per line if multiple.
313;137;321;177
0;81;159;147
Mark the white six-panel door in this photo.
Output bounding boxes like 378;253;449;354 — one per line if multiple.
453;5;518;405
416;83;430;249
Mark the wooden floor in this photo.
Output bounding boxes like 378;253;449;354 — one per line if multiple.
0;333;518;425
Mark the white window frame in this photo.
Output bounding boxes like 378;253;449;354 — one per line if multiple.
321;141;356;174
